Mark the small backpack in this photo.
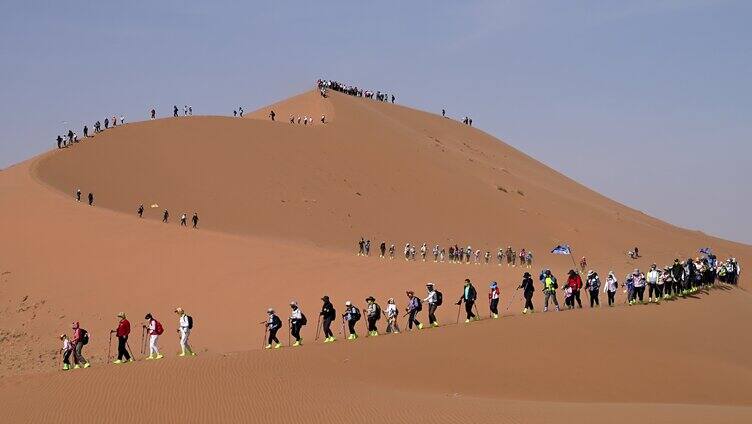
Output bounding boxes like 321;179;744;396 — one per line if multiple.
154;320;164;335
300;313;308;326
374;304;382;321
272;315;282;329
415;298;423;312
352;307;361;321
187;315;193;330
435;291;443;306
80;329;89;345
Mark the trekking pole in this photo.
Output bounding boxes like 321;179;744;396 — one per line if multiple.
315;315;321;341
262;326;268;349
108;332;113;362
505;288;520;312
140;326;145;355
455;303;461;324
126;340;135;361
473;303;481;321
340;318;345;336
288;321;291;347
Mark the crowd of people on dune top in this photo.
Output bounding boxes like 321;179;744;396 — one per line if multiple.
55;113;127;149
317;79;396;104
57;245;741;369
357;238;535;268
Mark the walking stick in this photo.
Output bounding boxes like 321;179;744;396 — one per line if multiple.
108;332;113;362
505;288;520;311
473;303;481;321
455;302;461;324
288;321;291;347
126;340;135;361
140;326;145;355
262;326;268;349
315;315;321;341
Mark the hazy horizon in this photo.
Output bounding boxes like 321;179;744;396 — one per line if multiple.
1;0;750;244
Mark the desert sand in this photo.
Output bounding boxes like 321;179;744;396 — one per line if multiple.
0;89;749;422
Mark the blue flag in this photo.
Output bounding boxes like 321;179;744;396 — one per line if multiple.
551;245;571;255
699;247;712;255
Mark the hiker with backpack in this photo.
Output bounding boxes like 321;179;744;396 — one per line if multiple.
175;307;195;356
455;279;477;322
319;296;337;343
343;301;361;340
289;302;306;346
405;290;423;330
423;283;441;327
604;271;618;306
385;298;400;334
265;308;283;349
365;296;381;337
488;281;500;319
541;270;560;312
586;271;601;307
519;272;535;314
647;264;662;303
110;312;132;364
566;270;584;308
143;313;164;360
70;321;90;368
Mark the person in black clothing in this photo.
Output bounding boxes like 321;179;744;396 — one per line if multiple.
233;110;237;117
137;204;144;218
162;209;169;223
105;118;110;129
151;109;156;119
269;110;276;121
442;109;445;117
83;125;88;138
192;212;199;228
319;296;336;342
391;95;395;103
379;242;386;258
76;189;81;202
519;272;535;314
264;308;282;349
57;135;63;149
173;106;179;117
87;193;94;206
67;130;74;144
456;279;477;322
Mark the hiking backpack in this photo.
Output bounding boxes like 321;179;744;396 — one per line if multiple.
374;304;382;321
415;298;423;312
80;329;89;345
187;315;193;330
154;320;164;335
435;291;443;306
351;307;361;321
300;313;308;326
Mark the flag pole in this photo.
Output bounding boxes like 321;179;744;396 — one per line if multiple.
568;245;580;272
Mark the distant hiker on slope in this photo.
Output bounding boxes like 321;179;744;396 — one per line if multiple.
192;212;199;228
150;109;156;119
424;283;441;327
110;312;132;364
175;307;195;356
385;298;400;334
647;264;662;303
365;296;381;337
163;209;169;223
76;189;81;202
405;290;423;330
289;302;306;346
488;281;500;319
541;269;560;312
173;106;178;117
137;204;144;218
519;272;535;314
343;301;361;340
319;296;336;343
264;308;283;349
88;192;94;206
70;321;90;368
180;213;187;227
456;279;477;323
60;334;73;370
380;241;386;258
144;313;164;360
632;269;646;304
269;110;275;121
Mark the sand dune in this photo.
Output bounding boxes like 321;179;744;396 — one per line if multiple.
0;89;749;422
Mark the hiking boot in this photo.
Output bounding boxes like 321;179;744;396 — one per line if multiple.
155;354;164;360
492;314;499;319
83;363;91;368
274;343;282;349
264;344;272;349
292;341;301;347
431;322;439;328
73;364;81;369
62;364;70;371
544;307;548;312
464;319;470;323
523;308;528;314
393;330;400;334
347;334;355;340
417;323;424;330
146;355;154;360
113;360;123;365
179;352;186;357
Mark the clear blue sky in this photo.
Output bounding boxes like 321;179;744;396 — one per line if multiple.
1;1;750;243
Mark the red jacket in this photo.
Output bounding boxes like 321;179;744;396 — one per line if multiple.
116;319;131;337
567;274;583;291
71;327;82;344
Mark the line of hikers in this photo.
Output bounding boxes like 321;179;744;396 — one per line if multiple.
55;115;126;149
59;308;194;370
58;256;740;368
357;238;534;268
147;206;199;228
